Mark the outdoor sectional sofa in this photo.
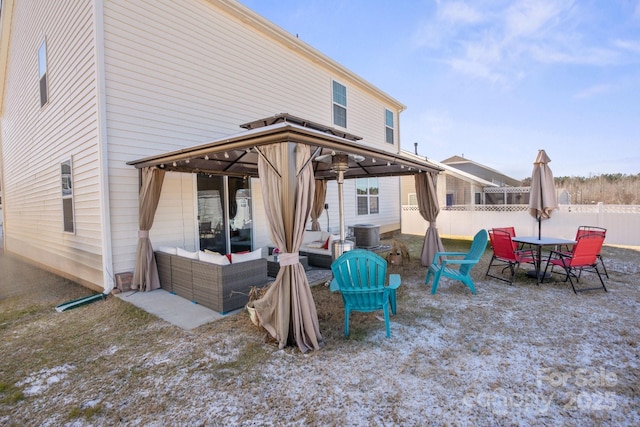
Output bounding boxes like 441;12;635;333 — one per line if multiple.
154;248;269;314
269;231;340;269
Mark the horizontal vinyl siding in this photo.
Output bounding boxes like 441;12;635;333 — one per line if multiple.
321;177;400;236
1;0;104;287
104;0;404;268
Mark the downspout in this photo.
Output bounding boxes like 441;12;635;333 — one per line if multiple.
94;0;114;294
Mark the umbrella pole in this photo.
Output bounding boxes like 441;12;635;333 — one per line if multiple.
538;216;542;240
538;165;544;240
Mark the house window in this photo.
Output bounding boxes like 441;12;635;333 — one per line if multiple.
356;177;379;215
38;39;49;107
332;80;347;127
61;160;74;233
385;109;394;144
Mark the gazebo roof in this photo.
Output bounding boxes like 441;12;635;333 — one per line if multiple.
127;114;442;179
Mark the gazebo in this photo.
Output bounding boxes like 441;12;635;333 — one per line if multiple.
128;113;442;352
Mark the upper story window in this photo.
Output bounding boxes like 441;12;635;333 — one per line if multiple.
38;39;49;107
385;109;395;144
332;80;347;128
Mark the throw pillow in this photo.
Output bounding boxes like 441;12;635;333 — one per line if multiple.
305;241;325;249
176;247;199;259
158;246;177;255
199;251;230;265
232;248;262;264
322;236;331;250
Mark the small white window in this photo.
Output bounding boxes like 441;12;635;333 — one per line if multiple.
38;40;49;107
332;80;347;128
385;109;395;144
356;177;379;215
61;160;74;233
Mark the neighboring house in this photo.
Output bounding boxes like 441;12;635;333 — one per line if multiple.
440;155;527;206
403;154;570;209
441;155;523;187
0;0;419;291
401;154;498;208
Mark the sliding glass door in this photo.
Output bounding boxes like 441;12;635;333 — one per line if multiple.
197;175;252;254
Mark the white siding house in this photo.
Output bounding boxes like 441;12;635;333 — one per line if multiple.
1;0;408;291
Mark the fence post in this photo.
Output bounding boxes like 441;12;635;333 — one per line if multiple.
597;202;604;227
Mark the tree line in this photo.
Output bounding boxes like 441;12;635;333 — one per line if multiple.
521;173;640;205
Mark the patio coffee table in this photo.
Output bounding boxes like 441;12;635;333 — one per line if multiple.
266;255;309;277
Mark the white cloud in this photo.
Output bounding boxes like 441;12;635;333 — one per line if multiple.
574;84;613;100
503;0;569;41
447;57;504;83
411;21;442;49
528;44;619;65
439;2;484;24
614;39;640;55
414;0;629;86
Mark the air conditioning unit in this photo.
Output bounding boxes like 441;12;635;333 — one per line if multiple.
353;224;380;248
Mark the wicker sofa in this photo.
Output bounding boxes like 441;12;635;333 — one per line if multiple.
154;250;269;314
269;231;340;269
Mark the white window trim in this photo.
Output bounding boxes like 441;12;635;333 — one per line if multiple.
61;159;75;233
356;177;379;216
332;80;347;128
38;38;49;108
385;108;395;144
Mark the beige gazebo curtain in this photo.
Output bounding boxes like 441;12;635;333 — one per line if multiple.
132;167;165;291
416;171;444;267
310;179;327;231
253;142;323;352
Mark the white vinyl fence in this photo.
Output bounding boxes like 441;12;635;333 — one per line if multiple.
401;204;640;248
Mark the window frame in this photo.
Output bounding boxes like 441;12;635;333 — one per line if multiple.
332;80;347;128
356;177;379;216
61;159;75;233
385;108;395;144
38;39;49;108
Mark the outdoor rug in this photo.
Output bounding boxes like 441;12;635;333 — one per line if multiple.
306;268;333;286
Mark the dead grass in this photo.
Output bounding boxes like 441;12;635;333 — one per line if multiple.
1;237;639;425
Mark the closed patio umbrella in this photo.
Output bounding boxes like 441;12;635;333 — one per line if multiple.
528;149;558;239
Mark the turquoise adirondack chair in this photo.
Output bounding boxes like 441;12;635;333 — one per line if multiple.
425;229;489;295
330;250;402;338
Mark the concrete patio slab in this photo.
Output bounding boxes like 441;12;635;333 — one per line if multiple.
115;289;240;330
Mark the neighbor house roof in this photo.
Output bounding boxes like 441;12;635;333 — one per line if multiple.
441;155;522;187
403;152;498;187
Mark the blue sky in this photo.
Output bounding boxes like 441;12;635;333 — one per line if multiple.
238;0;640;179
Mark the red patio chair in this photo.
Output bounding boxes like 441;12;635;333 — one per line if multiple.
485;228;537;285
492;226;518;250
542;232;607;294
558;226;609;279
575;226;609;278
